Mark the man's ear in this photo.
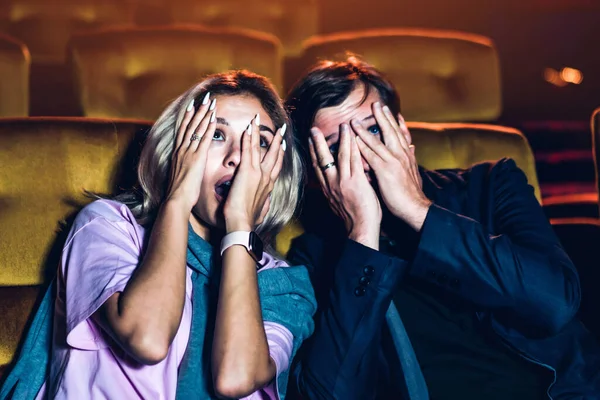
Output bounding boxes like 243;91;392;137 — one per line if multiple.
398;113;412;145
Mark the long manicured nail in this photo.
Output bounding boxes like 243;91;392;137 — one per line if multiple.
210;111;216;123
382;105;392;116
280;123;287;137
209;98;216;110
282;139;287;152
186;99;195;112
374;101;381;109
255;113;260;126
202;92;210;105
310;127;320;136
247;123;252;135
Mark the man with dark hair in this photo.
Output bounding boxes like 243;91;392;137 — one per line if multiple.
284;57;600;399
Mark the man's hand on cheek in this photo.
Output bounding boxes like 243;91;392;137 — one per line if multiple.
351;102;432;232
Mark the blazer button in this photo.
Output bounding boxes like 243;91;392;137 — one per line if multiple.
354;286;367;297
363;266;375;276
359;276;371;286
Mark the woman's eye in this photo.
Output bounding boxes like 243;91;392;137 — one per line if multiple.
367;124;381;135
260;136;270;148
212;130;224;141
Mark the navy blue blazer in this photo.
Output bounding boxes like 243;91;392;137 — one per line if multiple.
287;158;600;399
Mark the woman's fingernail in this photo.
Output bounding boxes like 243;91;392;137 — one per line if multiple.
210;111;216;123
255;113;260;126
209;98;216;110
280;123;287;137
308;137;313;145
374;101;381;109
202;92;210;105
282;139;287;152
310;127;319;136
186;99;195;112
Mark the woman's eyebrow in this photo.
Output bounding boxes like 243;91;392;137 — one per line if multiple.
216;117;274;135
259;125;275;135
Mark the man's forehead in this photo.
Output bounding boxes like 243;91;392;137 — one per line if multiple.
314;88;381;129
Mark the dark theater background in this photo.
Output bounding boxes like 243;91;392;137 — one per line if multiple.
0;0;599;381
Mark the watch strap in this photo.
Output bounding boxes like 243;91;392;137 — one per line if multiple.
220;231;251;256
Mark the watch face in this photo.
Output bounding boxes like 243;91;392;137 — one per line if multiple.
249;231;264;262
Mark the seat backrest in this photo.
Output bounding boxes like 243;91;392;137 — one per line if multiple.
0;0;135;64
0;33;29;116
275;122;540;255
0;117;152;286
593;107;600;212
67;25;284;120
297;28;502;123
0;117;151;375
164;0;318;56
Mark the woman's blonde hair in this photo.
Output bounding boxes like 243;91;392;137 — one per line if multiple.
118;70;303;245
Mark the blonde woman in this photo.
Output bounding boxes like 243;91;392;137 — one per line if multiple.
2;71;315;400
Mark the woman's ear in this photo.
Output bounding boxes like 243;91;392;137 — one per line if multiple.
398;113;412;145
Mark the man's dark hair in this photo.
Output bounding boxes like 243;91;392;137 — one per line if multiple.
285;56;401;159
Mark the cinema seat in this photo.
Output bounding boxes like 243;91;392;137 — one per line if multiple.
275;122;539;254
67;25;283;120
0;0;136;64
159;0;318;57
294;29;502;123
0;33;30;117
0;117;152;379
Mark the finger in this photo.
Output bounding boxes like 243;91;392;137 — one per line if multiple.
309;136;331;193
190;107;215;151
337;123;351;178
195;108;216;156
396;112;413;146
310;127;336;170
261;123;285;172
270;139;285;181
380;107;409;150
372;102;401;154
356;136;382;170
175;98;196;149
240;122;253;168
250;114;261;168
350;119;388;162
349;133;364;176
184;93;214;147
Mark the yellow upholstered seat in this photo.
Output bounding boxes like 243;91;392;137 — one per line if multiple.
0;117;152;375
67;25;284;120
297;29;502;122
0;0;135;64
0;33;30;116
275;122;539;255
161;0;318;57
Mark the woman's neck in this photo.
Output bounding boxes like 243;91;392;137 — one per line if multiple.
189;215;211;242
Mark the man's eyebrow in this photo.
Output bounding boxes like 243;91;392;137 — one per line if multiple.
216;117;229;126
324;115;376;141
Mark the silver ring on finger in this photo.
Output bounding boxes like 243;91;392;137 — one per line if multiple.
190;133;200;141
320;161;336;172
